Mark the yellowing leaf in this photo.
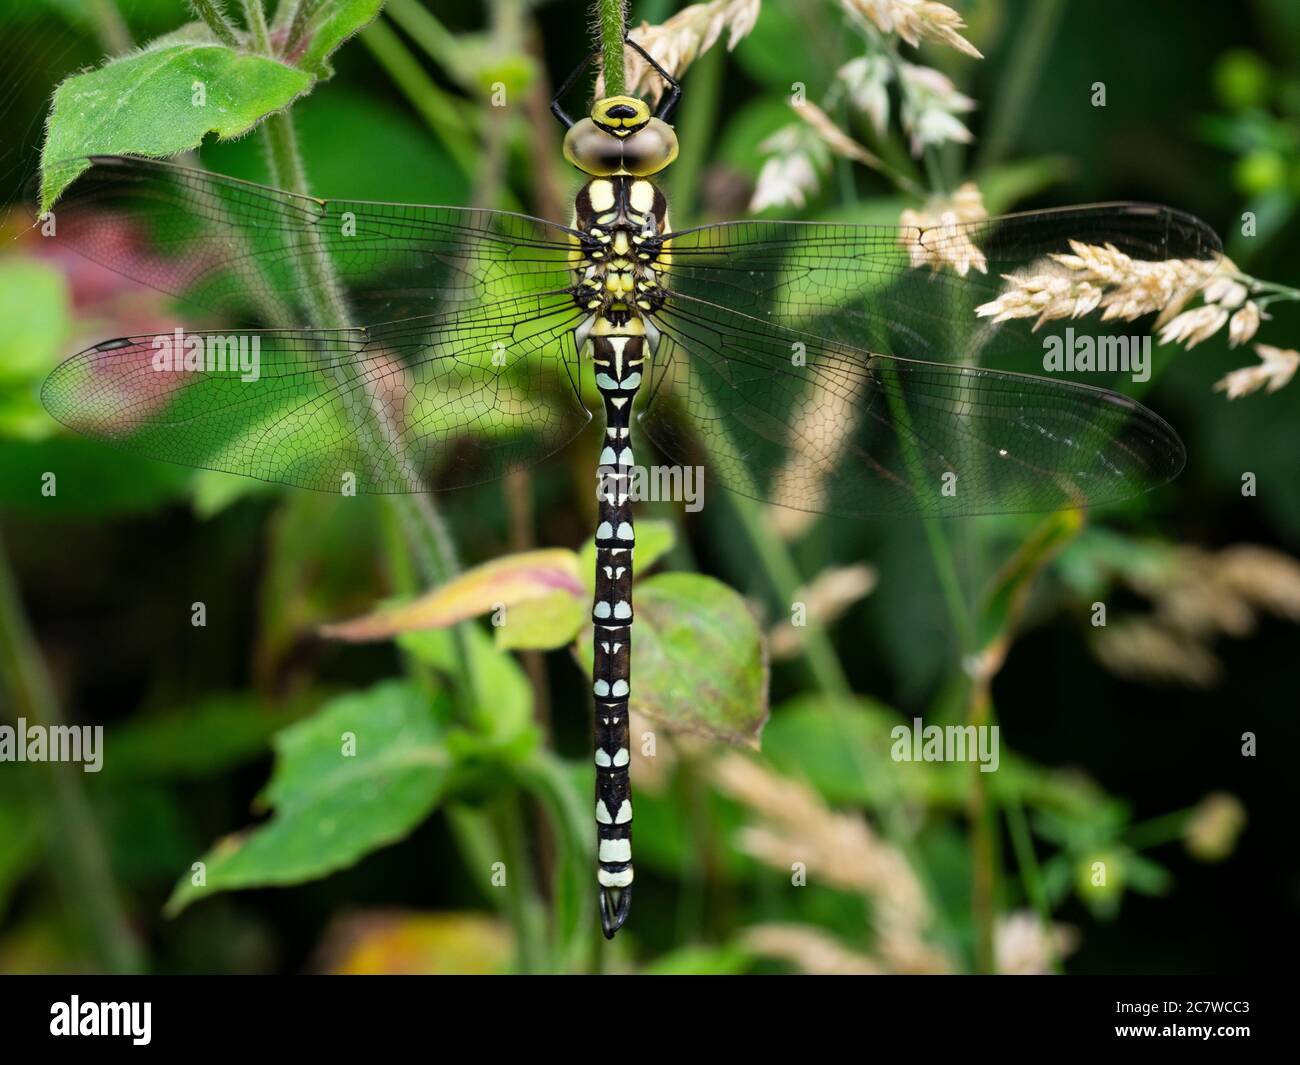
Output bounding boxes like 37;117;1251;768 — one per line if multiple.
495;592;588;651
321;549;583;641
318;911;513;975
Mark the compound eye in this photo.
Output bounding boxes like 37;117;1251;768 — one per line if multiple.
620;119;679;178
563;119;623;176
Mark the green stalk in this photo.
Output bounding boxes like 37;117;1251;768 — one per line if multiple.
716;461;959;953
967;683;997;973
1005;790;1062;973
89;0;133;53
976;0;1065;170
0;538;143;973
358;18;485;187
1126;808;1194;849
727;497;851;701
241;0;273;53
386;0;462;69
189;0;241;49
495;798;549;972
665;45;723;224
595;0;627;95
256;72;547;959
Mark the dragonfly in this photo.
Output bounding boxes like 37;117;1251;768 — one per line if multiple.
37;38;1221;939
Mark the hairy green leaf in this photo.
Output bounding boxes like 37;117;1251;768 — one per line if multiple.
166;680;449;914
288;0;385;79
41;44;311;211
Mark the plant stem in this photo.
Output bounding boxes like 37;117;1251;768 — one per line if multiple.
190;0;242;49
241;0;273;54
1126;808;1193;849
386;0;461;69
255;92;549;961
89;0;133;54
923;519;976;654
595;0;627;95
496;796;550;972
1005;790;1061;973
976;0;1065;170
665;43;723;224
967;681;997;973
358;18;484;186
0;537;143;973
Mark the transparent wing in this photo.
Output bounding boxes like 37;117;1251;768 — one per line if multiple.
40;155;582;325
38;156;590;490
42;292;589;494
662;204;1223;378
641;293;1185;518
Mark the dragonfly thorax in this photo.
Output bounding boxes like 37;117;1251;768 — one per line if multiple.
571;176;670;321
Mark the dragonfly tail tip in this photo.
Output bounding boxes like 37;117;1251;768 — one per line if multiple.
599;885;633;939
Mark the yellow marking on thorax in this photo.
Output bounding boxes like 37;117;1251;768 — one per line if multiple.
587;180;616;212
629;180;656;215
592;317;646;337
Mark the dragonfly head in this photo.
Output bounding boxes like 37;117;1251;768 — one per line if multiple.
564;96;679;178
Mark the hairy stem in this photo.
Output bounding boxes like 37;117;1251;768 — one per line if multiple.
595;0;627;96
241;0;273;54
189;0;241;48
256;93;546;962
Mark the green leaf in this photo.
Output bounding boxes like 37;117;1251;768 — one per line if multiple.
641;944;752;975
105;692;316;779
495;592;587;651
512;752;594;970
762;694;919;806
0;259;69;441
578;518;677;594
289;0;385;80
0;437;193;518
974;510;1084;675
576;573;769;746
399;625;538;755
41;44;312;211
165;680;450;914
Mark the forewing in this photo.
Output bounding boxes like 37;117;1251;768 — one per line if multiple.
661;204;1223;380
38;154;581;326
